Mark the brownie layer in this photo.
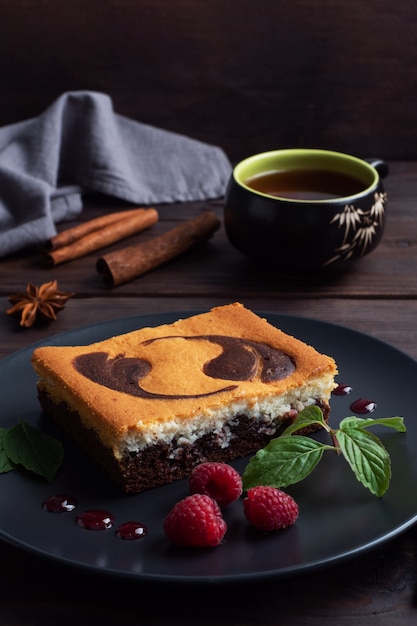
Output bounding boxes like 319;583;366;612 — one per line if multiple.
38;388;329;493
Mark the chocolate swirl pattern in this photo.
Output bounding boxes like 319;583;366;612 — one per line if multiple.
73;335;295;400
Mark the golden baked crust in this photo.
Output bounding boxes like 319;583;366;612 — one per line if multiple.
31;303;337;450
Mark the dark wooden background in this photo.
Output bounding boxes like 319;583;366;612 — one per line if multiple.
2;4;417;625
0;0;416;163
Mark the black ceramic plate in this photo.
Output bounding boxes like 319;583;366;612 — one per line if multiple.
0;311;416;584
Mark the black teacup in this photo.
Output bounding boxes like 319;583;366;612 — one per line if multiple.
224;148;388;276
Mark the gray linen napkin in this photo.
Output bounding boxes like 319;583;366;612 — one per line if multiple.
0;91;232;258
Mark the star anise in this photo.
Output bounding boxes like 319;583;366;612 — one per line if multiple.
6;280;74;328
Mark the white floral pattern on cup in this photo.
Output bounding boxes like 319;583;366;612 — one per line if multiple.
324;192;387;266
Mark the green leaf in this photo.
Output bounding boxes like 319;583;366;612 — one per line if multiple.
242;435;331;490
337;428;391;497
0;428;16;473
339;416;406;432
3;420;64;482
280;405;327;437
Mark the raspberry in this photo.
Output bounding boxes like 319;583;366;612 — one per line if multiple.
189;462;242;507
163;494;227;547
243;486;299;531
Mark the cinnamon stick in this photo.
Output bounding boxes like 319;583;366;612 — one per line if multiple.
96;211;221;287
45;208;152;251
43;208;159;266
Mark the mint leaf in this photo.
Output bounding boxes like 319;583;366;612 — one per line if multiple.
3;419;64;482
280;405;328;437
339;416;406;432
242;408;406;497
242;435;332;490
337;428;391;497
0;428;16;473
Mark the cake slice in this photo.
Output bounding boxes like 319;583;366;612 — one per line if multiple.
31;303;338;493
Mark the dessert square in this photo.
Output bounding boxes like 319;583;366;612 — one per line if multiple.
31;302;337;493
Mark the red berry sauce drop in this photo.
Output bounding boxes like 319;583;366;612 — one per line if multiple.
43;494;78;513
332;383;353;396
350;398;377;414
76;509;115;530
116;521;147;540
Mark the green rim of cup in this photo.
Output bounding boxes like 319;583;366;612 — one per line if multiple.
233;148;379;203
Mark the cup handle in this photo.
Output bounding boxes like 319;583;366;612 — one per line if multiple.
365;158;389;179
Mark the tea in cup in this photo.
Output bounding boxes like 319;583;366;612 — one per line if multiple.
223;148;388;276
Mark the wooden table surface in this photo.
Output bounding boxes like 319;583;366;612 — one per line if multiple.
1;160;417;625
